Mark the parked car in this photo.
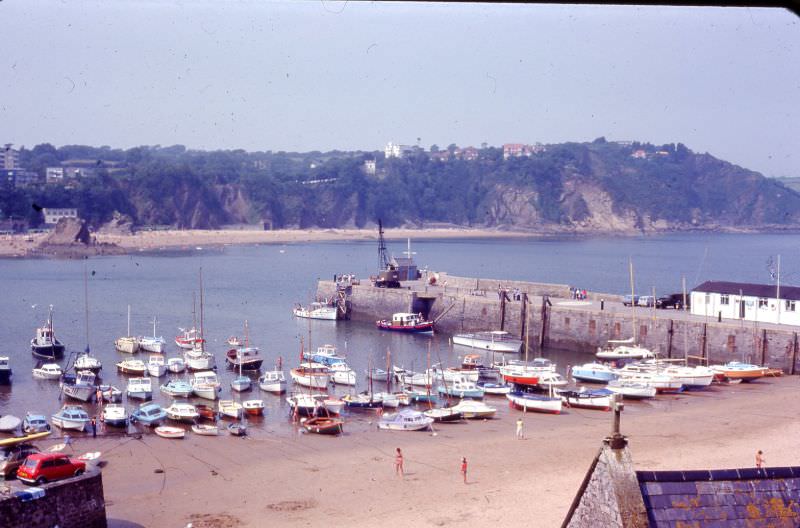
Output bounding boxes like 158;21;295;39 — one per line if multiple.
622;294;640;306
657;293;688;310
0;444;40;480
16;452;85;485
637;295;657;307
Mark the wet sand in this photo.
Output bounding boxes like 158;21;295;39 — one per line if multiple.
58;375;800;527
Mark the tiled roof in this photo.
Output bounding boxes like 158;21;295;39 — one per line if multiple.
693;281;800;301
638;467;800;527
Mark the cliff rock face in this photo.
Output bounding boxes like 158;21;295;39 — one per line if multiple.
42;217;92;245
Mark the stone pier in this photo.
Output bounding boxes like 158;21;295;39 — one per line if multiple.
317;273;800;371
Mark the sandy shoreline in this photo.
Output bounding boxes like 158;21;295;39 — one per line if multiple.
2;226;799;258
13;375;794;527
0;228;538;258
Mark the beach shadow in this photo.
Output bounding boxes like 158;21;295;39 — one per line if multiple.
106;519;146;528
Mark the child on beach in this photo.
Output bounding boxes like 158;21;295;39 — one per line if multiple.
756;450;765;468
461;457;468;484
395;448;404;477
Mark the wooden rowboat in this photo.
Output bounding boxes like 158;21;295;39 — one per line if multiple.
228;422;247;436
302;416;343;435
154;426;185;439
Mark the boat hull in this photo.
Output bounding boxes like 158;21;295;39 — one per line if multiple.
376;321;434;333
155;426;185;439
506;392;562;414
293;307;338;320
31;342;65;360
290;369;329;389
303;417;343;435
452;334;522;353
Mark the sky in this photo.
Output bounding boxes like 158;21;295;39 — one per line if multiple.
1;1;798;178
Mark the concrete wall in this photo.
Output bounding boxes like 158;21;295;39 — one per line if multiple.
319;278;800;372
0;467;107;528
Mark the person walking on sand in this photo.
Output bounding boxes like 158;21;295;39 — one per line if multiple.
516;418;524;440
461;457;468;484
756;450;765;469
91;416;97;438
395;448;404;477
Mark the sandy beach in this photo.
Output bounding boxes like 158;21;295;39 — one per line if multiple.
31;375;795;527
0;228;542;258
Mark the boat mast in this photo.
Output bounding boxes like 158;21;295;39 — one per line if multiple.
127;304;132;338
199;267;205;353
629;257;637;343
83;263;90;354
386;348;392;393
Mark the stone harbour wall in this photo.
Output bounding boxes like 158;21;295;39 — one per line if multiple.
0;467;107;528
318;278;800;371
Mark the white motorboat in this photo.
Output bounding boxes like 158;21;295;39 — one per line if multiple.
191;370;221;400
377;409;433;431
154;426;185;439
452;330;523;353
60;370;96;402
290;362;330;389
434;366;479;383
393;366;433;387
116;358;147;375
165;402;200;423
259;370;287;393
437;377;484;399
537;372;569;390
596;338;654;360
293;301;338;320
127;377;153;400
243;399;264;416
32;363;63;380
476;381;511;395
98;384;123;403
74;352;102;373
102;403;129;427
506;390;563;414
218;400;244;420
167;357;186;373
139;317;166;353
365;368;390;382
329;363;356;386
147;355;167;377
570;362;618;383
614;365;683;393
0;414;22;433
451;399;497;419
191;423;220;436
559;388;614;410
231;375;252;392
160;379;193;398
606;379;657;399
51;405;90;431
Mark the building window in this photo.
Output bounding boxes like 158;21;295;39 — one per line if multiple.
758;298;768;309
705;293;711;304
720;294;729;305
786;300;796;312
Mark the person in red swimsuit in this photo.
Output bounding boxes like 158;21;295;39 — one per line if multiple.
395;448;404;477
461;457;468;484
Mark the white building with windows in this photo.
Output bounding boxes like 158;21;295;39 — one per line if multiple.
384;142;413;159
690;280;800;326
42;208;78;225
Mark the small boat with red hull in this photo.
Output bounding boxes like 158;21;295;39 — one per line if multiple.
376;313;434;334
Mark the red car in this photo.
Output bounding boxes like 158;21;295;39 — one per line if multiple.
16;453;86;485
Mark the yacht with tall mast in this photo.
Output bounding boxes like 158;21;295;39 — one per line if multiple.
114;305;140;354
